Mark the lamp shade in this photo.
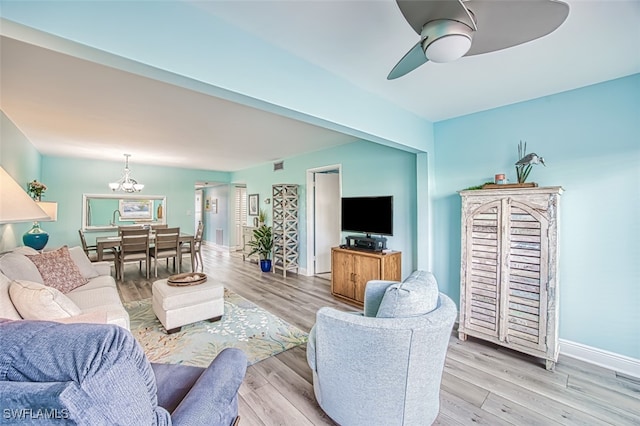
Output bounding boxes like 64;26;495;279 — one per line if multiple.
0;167;50;224
35;201;58;222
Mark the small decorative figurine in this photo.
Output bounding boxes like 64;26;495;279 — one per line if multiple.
515;141;545;183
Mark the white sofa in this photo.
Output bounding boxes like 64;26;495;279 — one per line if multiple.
0;246;129;329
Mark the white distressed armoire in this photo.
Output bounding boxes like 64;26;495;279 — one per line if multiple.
458;186;562;370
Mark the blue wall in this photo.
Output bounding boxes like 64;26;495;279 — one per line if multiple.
0;112;231;251
432;74;640;358
39;156;230;248
232;140;418;278
0;111;44;251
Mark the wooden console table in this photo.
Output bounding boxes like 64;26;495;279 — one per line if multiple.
331;247;401;306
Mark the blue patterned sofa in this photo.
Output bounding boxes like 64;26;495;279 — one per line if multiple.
0;319;246;425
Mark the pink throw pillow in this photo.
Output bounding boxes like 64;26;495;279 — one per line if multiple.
26;246;88;294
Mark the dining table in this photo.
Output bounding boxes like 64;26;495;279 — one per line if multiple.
95;232;195;264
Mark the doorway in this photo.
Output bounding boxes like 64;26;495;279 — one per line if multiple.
194;189;203;232
306;165;341;277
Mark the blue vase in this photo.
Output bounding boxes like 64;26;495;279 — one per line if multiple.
260;259;272;273
23;222;49;251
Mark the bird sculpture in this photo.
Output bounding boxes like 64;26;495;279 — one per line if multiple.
516;153;546;166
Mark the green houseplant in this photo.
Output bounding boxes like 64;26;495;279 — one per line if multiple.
247;225;273;272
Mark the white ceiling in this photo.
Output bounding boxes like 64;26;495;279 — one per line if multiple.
1;0;638;172
0;36;360;172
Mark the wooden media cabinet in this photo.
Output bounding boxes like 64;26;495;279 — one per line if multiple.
330;247;401;306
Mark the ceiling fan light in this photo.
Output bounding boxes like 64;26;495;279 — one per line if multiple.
425;34;472;63
420;19;474;64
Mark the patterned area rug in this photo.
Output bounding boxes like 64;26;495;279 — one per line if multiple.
124;289;308;367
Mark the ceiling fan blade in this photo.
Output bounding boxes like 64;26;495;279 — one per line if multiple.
387;42;428;80
396;0;476;34
464;0;569;56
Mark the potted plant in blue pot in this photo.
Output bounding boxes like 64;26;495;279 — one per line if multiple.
247;225;273;272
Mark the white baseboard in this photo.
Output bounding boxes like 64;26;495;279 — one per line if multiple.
453;317;639;378
560;339;640;379
273;267;308;276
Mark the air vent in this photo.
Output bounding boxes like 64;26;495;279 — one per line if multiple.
273;161;284;171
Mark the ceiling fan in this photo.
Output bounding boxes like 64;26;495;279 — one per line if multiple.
387;0;570;79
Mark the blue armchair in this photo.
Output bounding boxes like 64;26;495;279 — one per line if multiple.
307;271;457;426
0;319;246;425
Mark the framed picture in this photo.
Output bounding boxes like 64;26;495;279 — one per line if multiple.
119;199;153;221
211;198;218;214
204;197;211;212
248;194;259;216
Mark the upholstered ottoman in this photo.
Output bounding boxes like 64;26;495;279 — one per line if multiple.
152;278;224;334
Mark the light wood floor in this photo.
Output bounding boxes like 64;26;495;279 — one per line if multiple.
116;244;640;425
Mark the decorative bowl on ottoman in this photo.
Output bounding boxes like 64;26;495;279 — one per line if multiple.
152;277;224;334
167;272;207;286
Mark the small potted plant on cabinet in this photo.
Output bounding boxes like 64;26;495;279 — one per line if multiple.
258;208;268;226
247;225;273;272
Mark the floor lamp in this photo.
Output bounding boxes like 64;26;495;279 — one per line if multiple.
0;167;50;247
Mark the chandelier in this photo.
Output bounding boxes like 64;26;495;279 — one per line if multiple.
108;154;144;193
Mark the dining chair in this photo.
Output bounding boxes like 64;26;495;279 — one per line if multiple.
193;222;204;271
150;227;181;278
78;229;118;267
78;229;97;259
151;224;168;230
181;221;203;272
117;228;151;280
117;226;141;237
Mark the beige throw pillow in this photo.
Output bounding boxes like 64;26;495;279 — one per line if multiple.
0;273;22;320
68;246;99;279
9;280;82;320
0;252;44;284
26;246;88;293
11;246;40;256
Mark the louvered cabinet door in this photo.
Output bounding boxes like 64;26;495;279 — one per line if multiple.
459;200;502;341
503;200;549;354
459;187;562;370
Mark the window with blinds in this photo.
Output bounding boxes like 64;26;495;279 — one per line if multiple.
235;186;247;249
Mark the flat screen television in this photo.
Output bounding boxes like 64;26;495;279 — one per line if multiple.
341;196;393;236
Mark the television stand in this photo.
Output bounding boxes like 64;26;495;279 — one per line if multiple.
331;247;401;306
345;235;387;252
